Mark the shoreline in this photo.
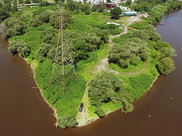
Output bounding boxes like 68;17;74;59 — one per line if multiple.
76;74;159;127
23;14;160;127
1;28;161;128
3;7;179;128
25;59;59;126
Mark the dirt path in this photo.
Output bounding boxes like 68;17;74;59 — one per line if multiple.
77;15;146;126
109;15;143;47
97;14;143;74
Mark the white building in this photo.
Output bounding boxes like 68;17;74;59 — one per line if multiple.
73;0;122;4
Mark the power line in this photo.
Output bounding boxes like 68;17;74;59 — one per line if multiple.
51;6;77;95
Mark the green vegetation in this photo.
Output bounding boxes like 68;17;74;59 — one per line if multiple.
2;0;179;128
130;1;182;28
110;7;122;19
3;17;26;38
8;39;30;57
109;37;148;68
157;57;175;75
58;115;77;128
95;107;106;117
88;73;123;106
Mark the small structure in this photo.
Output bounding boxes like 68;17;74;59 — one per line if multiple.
79;103;84;112
123;12;137;16
119;6;129;11
103;3;118;9
95;3;118;9
107;22;120;26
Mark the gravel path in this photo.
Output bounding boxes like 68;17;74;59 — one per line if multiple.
97;15;143;74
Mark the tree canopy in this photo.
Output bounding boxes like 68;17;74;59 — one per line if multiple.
110;7;122;19
8;40;30;58
88;72;123;106
109;38;149;68
157;57;175;75
3;17;26;38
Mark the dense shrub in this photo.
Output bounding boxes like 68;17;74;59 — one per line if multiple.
98;5;105;12
24;0;31;4
3;17;26;38
58;116;77;128
132;30;150;41
0;8;9;22
109;38;148;68
95;107;105;117
157;57;175;75
91;5;97;12
159;47;176;59
35;43;52;62
85;10;91;15
118;91;134;113
80;4;90;12
8;40;30;58
49;10;72;29
128;73;154;99
110;7;122;19
154;41;170;51
29;18;43;27
88;72;123;106
38;10;54;23
39;1;50;7
35;60;86;124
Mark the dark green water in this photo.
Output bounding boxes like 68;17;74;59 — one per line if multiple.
0;10;182;136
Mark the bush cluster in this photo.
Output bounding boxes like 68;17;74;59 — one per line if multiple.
3;17;26;38
109;37;148;68
8;40;30;58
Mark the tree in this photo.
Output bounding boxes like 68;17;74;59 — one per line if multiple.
85;10;91;15
126;0;131;5
65;0;77;11
110;7;122;19
29;18;43;27
32;0;39;3
91;5;97;12
0;8;9;22
25;0;31;4
13;0;18;12
160;47;176;59
157;57;175;75
95;107;105;117
58;116;77;128
3;17;26;38
0;2;3;8
19;0;24;4
3;0;11;11
54;0;59;3
95;29;109;43
88;72;123;106
35;43;52;62
80;4;90;12
38;10;54;23
117;91;134;113
8;40;30;58
132;30;150;41
109;38;148;68
98;5;105;12
154;41;170;51
83;0;87;5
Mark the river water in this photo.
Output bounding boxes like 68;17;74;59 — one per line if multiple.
0;10;182;136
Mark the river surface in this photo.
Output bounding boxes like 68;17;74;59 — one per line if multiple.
0;10;182;136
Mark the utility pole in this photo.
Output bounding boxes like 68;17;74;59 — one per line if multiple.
51;6;77;95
